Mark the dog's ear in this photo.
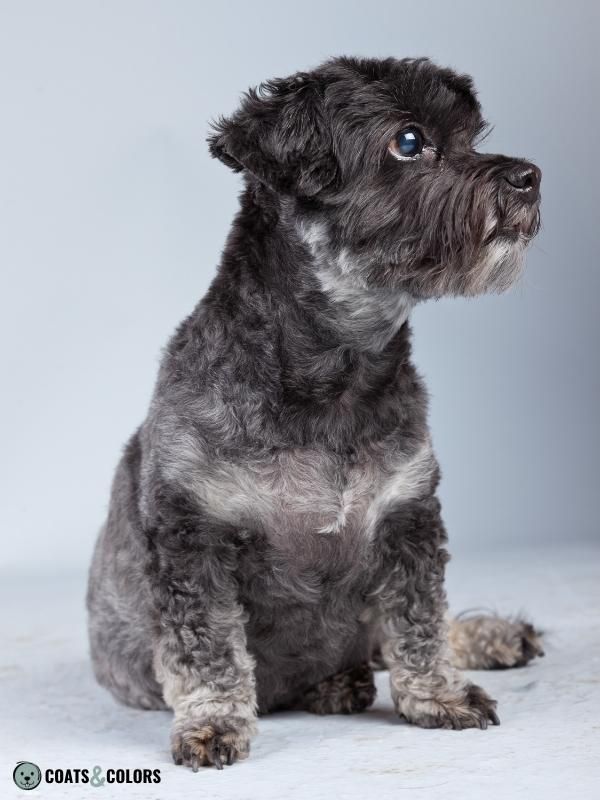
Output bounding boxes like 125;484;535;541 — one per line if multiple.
208;73;337;197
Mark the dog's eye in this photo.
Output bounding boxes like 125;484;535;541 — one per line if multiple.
389;128;424;159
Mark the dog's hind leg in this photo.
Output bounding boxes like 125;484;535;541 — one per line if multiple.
87;434;167;711
448;614;544;670
87;524;167;711
296;663;376;714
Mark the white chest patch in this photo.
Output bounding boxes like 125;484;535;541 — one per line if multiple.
164;433;437;543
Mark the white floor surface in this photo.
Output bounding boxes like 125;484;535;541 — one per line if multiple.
1;542;599;800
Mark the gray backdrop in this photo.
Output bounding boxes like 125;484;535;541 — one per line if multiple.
1;0;598;572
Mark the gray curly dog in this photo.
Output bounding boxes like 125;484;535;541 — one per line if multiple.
87;56;544;770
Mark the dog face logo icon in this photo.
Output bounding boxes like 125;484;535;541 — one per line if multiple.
13;762;42;790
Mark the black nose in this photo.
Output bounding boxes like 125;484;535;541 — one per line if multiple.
502;162;541;200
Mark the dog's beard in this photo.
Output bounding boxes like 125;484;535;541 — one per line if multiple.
461;198;539;296
296;183;539;334
464;233;528;296
398;193;539;299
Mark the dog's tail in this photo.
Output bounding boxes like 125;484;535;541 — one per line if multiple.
447;611;544;670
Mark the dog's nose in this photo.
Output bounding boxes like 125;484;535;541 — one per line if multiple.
502;162;541;201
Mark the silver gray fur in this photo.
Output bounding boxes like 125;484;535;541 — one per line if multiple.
87;57;541;769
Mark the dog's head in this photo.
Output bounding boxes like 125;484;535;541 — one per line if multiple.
209;57;540;300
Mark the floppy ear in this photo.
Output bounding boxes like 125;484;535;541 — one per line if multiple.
208;73;337;197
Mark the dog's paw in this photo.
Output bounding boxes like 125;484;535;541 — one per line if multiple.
171;723;251;770
300;663;376;714
397;682;500;730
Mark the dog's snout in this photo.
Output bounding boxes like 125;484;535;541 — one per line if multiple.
502;163;541;201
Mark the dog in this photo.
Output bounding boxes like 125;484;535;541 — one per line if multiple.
87;56;544;770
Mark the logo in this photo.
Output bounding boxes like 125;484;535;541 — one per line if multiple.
12;762;162;789
13;762;42;791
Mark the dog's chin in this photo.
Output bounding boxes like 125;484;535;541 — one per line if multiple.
463;233;529;297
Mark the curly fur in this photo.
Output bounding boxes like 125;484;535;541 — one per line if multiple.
87;56;542;768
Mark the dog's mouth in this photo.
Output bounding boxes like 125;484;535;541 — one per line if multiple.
482;192;541;248
495;228;530;244
484;214;540;248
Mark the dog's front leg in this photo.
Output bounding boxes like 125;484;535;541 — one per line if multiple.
375;496;500;730
146;501;257;769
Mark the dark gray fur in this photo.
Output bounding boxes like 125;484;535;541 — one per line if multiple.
87;56;541;769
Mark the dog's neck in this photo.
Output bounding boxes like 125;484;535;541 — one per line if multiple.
293;215;416;353
204;184;424;448
214;185;416;353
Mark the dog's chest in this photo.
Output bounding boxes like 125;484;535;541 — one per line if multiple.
194;439;435;546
